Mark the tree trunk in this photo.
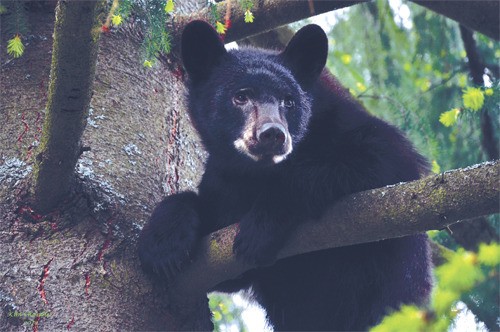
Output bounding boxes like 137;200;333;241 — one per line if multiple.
32;0;105;214
1;6;205;331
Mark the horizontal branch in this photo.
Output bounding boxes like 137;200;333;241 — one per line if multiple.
411;0;499;40
169;161;499;302
167;0;499;63
168;0;365;59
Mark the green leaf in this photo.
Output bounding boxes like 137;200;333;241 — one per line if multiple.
0;5;7;14
212;310;222;321
7;35;24;58
370;306;426;332
431;160;441;174
215;21;226;34
164;0;174;13
356;82;367;92
244;10;254;23
439;108;460;127
143;59;153;68
462;87;484;111
457;74;468;88
435;249;484;293
432;286;460;316
477;242;500;267
341;53;352;65
111;14;122;26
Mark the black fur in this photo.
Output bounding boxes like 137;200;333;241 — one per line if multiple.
138;21;432;331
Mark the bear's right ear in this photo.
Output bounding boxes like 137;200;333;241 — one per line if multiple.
280;24;328;88
181;20;227;82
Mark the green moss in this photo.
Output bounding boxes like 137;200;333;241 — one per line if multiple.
208;235;234;265
209;238;226;263
429;186;446;207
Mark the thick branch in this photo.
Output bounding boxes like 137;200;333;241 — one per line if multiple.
168;0;499;59
411;0;499;40
33;0;104;213
168;0;365;59
170;161;499;302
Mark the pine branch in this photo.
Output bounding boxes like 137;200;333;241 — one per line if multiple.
168;161;499;306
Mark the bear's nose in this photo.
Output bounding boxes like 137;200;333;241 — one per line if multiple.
257;123;286;154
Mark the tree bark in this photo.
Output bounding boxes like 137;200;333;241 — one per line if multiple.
411;0;499;40
32;0;105;214
170;161;499;301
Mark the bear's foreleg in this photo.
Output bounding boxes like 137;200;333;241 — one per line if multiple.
138;191;202;283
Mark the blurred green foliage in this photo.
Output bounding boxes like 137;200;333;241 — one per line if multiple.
371;243;500;332
209;292;249;332
324;0;499;171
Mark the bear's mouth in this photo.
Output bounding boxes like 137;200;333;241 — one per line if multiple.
233;134;293;164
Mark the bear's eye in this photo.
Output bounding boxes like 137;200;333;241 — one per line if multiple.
233;90;250;105
283;96;295;108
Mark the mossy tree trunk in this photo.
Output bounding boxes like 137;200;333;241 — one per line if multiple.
0;2;206;330
32;0;105;214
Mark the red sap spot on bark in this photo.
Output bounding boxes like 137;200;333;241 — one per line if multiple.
17;112;29;145
84;272;91;297
18;205;44;222
97;215;115;262
66;316;75;330
97;238;111;262
37;258;54;305
172;65;184;81
32;315;40;332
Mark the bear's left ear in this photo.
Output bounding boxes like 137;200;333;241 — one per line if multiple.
181;20;227;82
280;24;328;88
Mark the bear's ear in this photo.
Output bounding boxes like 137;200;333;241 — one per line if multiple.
280;24;328;88
181;20;227;82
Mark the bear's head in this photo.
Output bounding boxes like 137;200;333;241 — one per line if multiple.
181;20;327;167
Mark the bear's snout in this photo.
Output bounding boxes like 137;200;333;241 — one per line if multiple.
257;123;287;155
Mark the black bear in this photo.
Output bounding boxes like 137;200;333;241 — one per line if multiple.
138;20;432;331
